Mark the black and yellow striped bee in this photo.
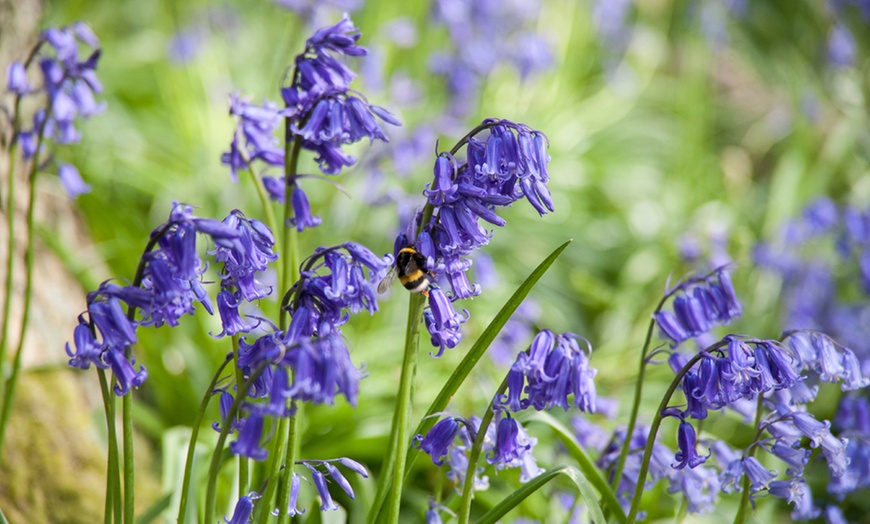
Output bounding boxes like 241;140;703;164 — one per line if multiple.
378;246;433;297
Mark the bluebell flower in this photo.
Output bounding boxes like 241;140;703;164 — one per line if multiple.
500;330;598;413
230;411;268;461
828;438;870;500
741;456;777;492
17;23;105;152
766;439;811;477
413;417;463;466
323;462;355;499
7;61;30;95
671;419;709;470
768;478;821;520
212;389;244;433
214;290;256;338
424;287;468;357
88;298;138;350
221;94;284;181
785;331;869;391
308;465;339;511
65;316;106;370
224;495;254;524
667;462;721;514
486;414;528;466
654;267;742;347
104;350;147;396
828;24;856;68
56;163;90;199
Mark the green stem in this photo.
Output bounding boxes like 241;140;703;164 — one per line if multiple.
0;141;19;384
278;136;302;332
385;293;425;524
99;369;123;524
176;355;233;524
232;336;249;498
625;343;725;523
733;395;766;524
457;377;509;524
256;416;290;524
0;152;41;456
609;316;658;493
204;362;269;524
123;369;134;524
274;410;301;524
244;166;279;246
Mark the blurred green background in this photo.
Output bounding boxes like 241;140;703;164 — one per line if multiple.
18;0;870;521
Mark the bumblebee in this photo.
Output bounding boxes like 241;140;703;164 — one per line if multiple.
378;246;433;297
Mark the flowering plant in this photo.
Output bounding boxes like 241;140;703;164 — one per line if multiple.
1;3;869;524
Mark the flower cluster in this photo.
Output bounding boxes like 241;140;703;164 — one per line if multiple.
226;242;389;460
413;413;543;492
209;210;278;337
408;119;553;355
597;424;720;515
65;203;239;394
221;15;399;233
654;266;742;347
5;22;104;198
500;330;598;413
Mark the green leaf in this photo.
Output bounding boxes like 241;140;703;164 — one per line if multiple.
475;466;605;524
526;412;626;523
135;493;172;524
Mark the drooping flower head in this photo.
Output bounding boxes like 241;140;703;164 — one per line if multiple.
654;266;742;348
221;15;399;236
404;119;553;354
500;330;598;413
6;22;104;198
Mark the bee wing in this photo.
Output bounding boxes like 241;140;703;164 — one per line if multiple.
377;266;398;294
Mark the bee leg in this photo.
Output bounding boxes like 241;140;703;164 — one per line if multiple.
421;289;429;298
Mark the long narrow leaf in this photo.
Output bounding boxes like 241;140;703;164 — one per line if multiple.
527;412;626;523
476;466;604;524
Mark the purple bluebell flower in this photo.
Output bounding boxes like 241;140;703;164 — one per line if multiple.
308;465;340;511
500;330;598;413
785;331;869;391
224;495;254;524
7;61;30;95
57;163;90;199
414;417;462;466
221;94;284;181
88;298;138;350
212;389;244;433
424;287;468;357
766;439;811;477
229;411;268;461
214;290;256;337
288;186;322;232
654;267;742;347
65;316;106;370
768;478;821;520
741;456;777;491
262;176;285;203
486;414;528;466
104;350;147;396
323;462;354;499
671;420;709;470
828;24;856;68
15;23;105;154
